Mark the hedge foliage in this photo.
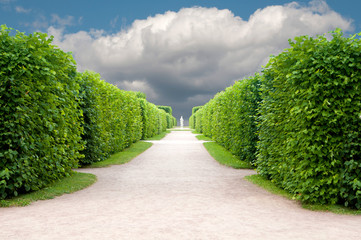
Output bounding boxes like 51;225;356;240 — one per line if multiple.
189;106;202;129
191;75;261;165
157;105;172;115
0;26;83;198
78;71;144;165
157;106;177;128
0;26;175;199
257;30;361;209
190;29;361;209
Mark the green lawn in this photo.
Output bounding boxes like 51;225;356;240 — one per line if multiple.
87;141;153;168
0;172;97;207
196;133;253;169
144;130;171;140
195;134;212;141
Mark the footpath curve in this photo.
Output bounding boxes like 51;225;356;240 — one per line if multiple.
0;130;360;239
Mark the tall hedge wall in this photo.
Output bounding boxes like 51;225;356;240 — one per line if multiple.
190;75;261;164
165;112;176;129
189;29;361;209
257;30;361;208
157;106;177;128
78;71;109;165
140;99;160;139
157;105;172;115
74;73;177;166
0;26;176;199
189;106;202;129
0;26;83;198
78;71;145;165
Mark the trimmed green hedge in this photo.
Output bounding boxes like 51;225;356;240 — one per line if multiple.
157;106;177;128
190;29;361;209
192;106;202;114
78;71;107;164
78;71;145;165
257;30;361;209
140;101;175;139
0;26;176;199
157;105;172;115
190;75;261;165
78;73;178;165
189;106;202;129
165;112;176;129
0;26;83;198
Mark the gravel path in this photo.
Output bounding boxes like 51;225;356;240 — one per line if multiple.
1;130;360;240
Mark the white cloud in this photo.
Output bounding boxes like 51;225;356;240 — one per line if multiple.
24;15;48;31
15;6;31;13
110;15;119;28
48;0;353;118
51;14;75;28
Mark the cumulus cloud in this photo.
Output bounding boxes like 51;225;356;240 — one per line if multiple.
48;0;353;120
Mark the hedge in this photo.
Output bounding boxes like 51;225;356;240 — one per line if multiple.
189;106;202;129
257;30;361;209
139;101;175;139
78;71;109;164
140;99;159;139
0;26;176;199
78;73;179;165
158;109;167;133
165;112;176;129
0;26;83;198
157;106;177;128
157;105;172;115
190;75;261;165
78;71;146;165
190;29;361;209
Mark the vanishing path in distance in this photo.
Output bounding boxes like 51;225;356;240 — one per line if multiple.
0;130;360;239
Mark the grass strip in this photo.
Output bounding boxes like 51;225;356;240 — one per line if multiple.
0;172;97;207
87;141;153;168
244;174;293;199
195;134;212;141
203;141;253;169
145;130;170;140
245;174;361;215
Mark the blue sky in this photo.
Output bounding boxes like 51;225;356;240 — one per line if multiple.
1;0;360;120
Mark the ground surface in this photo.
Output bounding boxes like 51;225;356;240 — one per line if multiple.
1;130;360;239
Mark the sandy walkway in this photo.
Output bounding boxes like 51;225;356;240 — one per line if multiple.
1;130;360;239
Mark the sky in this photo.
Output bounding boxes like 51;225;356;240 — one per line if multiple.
1;0;361;123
